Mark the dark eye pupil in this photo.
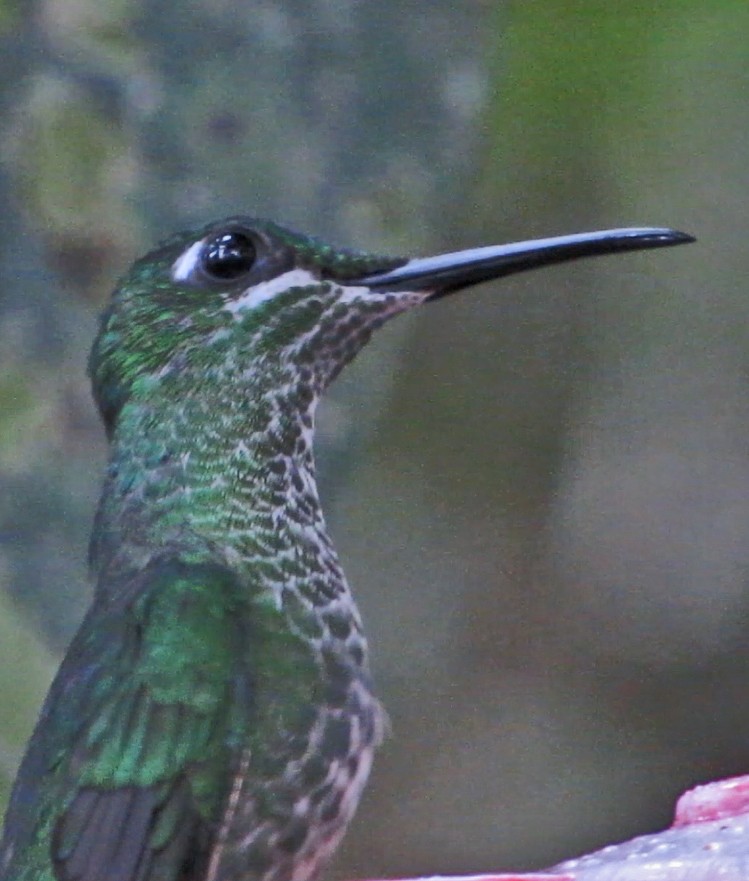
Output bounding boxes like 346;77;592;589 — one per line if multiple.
202;232;256;280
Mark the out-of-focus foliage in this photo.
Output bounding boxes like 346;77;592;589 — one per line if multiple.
343;1;749;874
5;72;139;299
0;585;54;809
1;0;749;877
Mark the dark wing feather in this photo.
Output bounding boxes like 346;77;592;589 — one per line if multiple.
2;556;251;881
54;780;205;881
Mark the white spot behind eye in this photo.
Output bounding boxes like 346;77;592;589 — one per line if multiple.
223;269;320;316
171;240;204;282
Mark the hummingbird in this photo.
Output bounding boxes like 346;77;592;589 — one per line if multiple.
0;218;693;881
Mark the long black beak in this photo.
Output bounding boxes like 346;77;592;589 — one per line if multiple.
358;227;695;299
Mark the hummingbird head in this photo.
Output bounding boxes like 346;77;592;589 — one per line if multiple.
90;215;693;433
89;216;410;431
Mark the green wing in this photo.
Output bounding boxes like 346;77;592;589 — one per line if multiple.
3;556;251;881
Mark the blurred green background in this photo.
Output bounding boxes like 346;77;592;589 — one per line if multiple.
1;0;748;875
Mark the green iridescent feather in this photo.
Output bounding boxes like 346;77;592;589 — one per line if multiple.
1;217;405;881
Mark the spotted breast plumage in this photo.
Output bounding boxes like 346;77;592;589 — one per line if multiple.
0;217;693;881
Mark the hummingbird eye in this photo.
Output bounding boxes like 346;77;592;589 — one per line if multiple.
201;232;257;281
